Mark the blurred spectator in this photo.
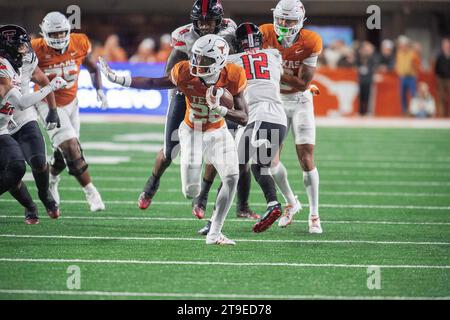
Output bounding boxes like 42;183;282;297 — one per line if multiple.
103;34;128;62
337;46;356;68
378;39;395;72
435;38;450;117
324;39;348;69
90;40;105;63
409;82;436;118
130;38;157;63
356;41;377;116
156;33;173;63
395;35;421;115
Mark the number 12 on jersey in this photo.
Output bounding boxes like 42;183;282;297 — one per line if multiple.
241;53;271;80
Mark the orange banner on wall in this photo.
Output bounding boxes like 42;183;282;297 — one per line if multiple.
311;67;437;117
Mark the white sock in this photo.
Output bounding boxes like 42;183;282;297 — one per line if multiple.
270;162;296;205
209;175;238;238
83;182;96;195
50;173;59;183
303;168;319;217
267;201;278;208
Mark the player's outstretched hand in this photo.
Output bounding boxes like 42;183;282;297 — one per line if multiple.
45;108;61;130
49;77;67;92
98;57;131;87
98;57;116;82
97;89;108;110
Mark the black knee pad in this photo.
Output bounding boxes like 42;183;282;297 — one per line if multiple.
51;148;66;172
29;153;47;172
66;156;88;176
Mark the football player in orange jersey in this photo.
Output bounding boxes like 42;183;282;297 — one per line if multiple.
260;0;323;233
100;34;248;245
32;12;108;212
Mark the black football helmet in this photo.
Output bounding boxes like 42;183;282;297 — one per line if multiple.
0;24;32;72
190;0;224;36
234;22;264;53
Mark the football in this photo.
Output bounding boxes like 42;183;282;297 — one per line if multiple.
212;86;234;109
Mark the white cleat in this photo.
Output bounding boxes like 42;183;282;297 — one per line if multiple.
309;216;323;234
278;197;302;228
85;189;106;212
206;233;236;246
48;174;61;205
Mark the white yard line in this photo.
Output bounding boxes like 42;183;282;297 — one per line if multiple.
1;215;449;226
0;258;449;270
24;186;450;198
89;166;450;177
0;288;448;300
123;160;450;170
43;175;450;187
2;198;449;210
0;234;448;246
1;198;449;210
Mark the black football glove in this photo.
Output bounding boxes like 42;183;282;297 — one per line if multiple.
45;108;60;130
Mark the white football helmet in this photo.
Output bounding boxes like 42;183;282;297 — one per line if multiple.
40;12;71;51
272;0;306;44
190;34;229;83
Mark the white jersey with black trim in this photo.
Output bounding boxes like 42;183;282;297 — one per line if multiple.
0;57;21;135
228;48;287;126
8;52;39;135
171;18;237;58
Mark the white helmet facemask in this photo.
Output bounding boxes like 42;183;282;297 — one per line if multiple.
40;11;71;52
272;0;306;46
190;34;229;85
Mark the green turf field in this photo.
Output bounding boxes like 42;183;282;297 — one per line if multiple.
0;122;449;300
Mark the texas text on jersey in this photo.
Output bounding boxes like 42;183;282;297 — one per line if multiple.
32;33;91;106
170;60;246;131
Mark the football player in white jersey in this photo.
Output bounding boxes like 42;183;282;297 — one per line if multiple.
0;25;66;224
137;0;255;221
198;23;292;234
8;50;63;220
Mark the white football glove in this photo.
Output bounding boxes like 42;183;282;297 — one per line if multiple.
206;86;228;117
49;77;67;91
98;57;131;87
96;89;108;110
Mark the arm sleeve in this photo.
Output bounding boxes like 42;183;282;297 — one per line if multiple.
302;55;318;67
3;86;52;111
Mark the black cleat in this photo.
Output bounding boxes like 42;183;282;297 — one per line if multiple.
198;220;212;235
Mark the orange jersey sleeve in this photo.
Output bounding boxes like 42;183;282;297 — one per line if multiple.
302;29;322;56
32;33;91;106
222;63;247;95
170;61;189;87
